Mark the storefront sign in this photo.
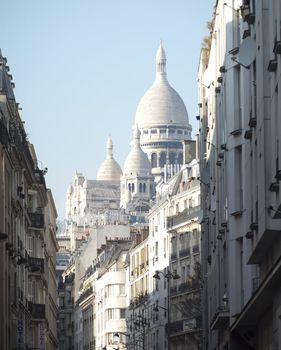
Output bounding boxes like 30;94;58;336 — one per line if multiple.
38;322;45;350
17;319;25;349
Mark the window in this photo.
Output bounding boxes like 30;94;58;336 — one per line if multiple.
151;129;158;134
107;309;125;320
169;152;176;165
143;183;146;193
120;309;126;319
151;153;157;168
139;183;143;192
235;146;243;211
143;129;149;134
155;241;158;257
177;130;183;134
181;266;186;283
160;129;166;134
159;152;167;167
178;152;183;165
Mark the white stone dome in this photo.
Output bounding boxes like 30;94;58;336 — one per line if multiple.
135;42;189;128
96;137;123;181
123;126;151;176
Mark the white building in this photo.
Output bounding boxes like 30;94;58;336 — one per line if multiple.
58;41;197;350
135;42;192;180
199;0;281;349
147;155;201;350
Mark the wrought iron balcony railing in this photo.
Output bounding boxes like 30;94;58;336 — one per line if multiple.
167;205;200;229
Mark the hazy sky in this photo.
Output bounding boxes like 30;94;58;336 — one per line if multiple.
1;1;214;219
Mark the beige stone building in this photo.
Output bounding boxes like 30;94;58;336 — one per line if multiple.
0;50;58;349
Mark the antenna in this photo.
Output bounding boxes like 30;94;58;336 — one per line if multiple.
237;37;256;68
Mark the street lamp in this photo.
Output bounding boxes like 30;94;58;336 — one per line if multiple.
153;270;180;350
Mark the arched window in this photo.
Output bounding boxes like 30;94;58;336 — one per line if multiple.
128;183;131;192
169;152;176;165
139;183;143;192
143;183;146;193
178;152;183;165
132;183;135;192
159;152;167;168
151;153;157;168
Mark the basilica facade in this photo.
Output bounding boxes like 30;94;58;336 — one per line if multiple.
64;42;192;239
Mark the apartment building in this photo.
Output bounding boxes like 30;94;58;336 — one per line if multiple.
199;1;281;349
0;51;58;349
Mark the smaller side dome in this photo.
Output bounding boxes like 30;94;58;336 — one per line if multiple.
96;136;123;181
123;125;151;176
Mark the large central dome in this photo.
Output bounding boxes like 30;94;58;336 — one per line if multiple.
135;42;190;128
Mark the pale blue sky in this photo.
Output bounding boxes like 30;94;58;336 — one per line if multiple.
1;1;214;219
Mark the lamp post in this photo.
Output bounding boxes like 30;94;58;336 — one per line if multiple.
153;270;180;350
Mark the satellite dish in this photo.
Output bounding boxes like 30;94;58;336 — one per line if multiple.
202;67;213;88
238;37;256;67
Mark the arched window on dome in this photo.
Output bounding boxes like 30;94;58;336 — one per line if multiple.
159;152;167;168
139;183;143;193
151;153;157;168
128;183;131;192
143;183;146;193
178;152;183;165
169;152;176;165
132;183;135;192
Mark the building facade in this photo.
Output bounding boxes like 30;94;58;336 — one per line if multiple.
199;0;281;349
0;51;58;349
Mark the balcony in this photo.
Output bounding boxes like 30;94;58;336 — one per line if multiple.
169;320;183;334
192;245;199;254
178;282;189;293
169;318;199;336
28;212;44;229
28;302;45;319
179;280;200;294
179;248;190;258
34;169;46;189
28;257;44;273
170;285;177;296
230;255;281;336
170;252;177;261
210;306;229;330
77;286;93;305
167;205;200;229
129;291;148;309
